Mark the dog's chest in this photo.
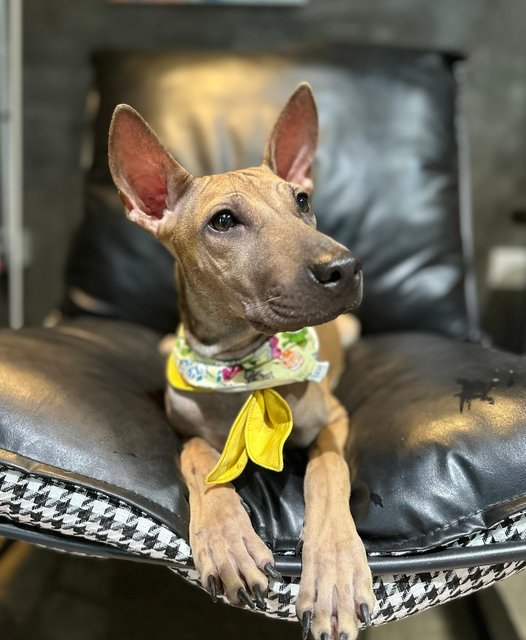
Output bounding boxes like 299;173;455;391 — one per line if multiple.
165;380;328;452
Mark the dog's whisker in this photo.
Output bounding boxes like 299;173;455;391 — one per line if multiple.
244;295;282;312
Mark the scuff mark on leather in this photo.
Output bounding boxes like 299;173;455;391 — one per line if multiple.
370;492;384;508
454;378;496;413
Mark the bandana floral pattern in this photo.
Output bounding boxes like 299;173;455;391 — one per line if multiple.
170;326;329;393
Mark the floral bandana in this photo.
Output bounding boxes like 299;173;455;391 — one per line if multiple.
167;326;329;485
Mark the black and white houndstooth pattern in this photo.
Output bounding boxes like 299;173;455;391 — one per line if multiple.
0;465;191;563
170;525;526;627
0;462;525;626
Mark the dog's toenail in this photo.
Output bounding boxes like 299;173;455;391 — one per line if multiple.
237;587;255;609
301;610;312;640
252;584;266;610
359;602;372;627
207;575;218;603
264;562;283;582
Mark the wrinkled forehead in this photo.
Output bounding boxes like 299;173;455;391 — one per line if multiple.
192;167;297;213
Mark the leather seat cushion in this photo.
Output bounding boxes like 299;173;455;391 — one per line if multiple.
1;318;525;556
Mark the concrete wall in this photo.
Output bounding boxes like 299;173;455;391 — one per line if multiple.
19;0;526;336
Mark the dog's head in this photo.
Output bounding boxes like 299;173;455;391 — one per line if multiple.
108;83;362;334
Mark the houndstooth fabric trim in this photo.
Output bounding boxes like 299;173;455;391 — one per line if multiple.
1;462;526;626
0;465;191;563
169;558;526;627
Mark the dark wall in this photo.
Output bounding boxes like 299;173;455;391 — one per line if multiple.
22;0;526;330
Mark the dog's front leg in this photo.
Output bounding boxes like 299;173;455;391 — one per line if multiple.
297;392;375;639
180;436;276;609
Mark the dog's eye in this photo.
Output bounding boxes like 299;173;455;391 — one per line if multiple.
296;192;310;213
209;210;239;232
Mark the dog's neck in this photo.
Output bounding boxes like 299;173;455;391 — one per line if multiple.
176;265;267;361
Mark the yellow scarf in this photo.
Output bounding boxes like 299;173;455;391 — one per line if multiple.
167;327;327;485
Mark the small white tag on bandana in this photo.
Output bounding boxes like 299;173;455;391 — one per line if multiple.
307;360;330;383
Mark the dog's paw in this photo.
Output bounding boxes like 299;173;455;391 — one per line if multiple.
190;486;276;609
158;333;175;356
296;513;375;639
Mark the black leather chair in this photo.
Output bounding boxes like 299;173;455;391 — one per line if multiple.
1;44;526;629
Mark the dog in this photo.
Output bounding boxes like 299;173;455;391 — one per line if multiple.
108;83;375;640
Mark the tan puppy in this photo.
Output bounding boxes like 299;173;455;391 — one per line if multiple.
108;84;375;640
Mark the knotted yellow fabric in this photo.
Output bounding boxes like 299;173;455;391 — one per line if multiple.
167;326;328;485
206;388;292;485
167;358;293;485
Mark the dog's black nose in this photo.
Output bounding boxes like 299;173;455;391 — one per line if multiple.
310;254;361;288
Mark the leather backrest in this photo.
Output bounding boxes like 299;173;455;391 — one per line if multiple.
63;45;476;338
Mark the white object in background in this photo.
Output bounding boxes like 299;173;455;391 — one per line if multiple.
487;246;526;291
0;0;24;328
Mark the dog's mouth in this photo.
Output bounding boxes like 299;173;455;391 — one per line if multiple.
244;283;362;334
247;313;338;335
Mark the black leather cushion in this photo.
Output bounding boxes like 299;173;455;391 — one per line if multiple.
342;334;526;552
0;318;188;538
2;318;525;558
62;45;475;339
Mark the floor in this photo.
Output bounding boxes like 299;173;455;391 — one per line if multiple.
3;540;523;640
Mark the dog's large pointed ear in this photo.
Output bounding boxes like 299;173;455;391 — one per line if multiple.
263;83;318;193
108;105;192;237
